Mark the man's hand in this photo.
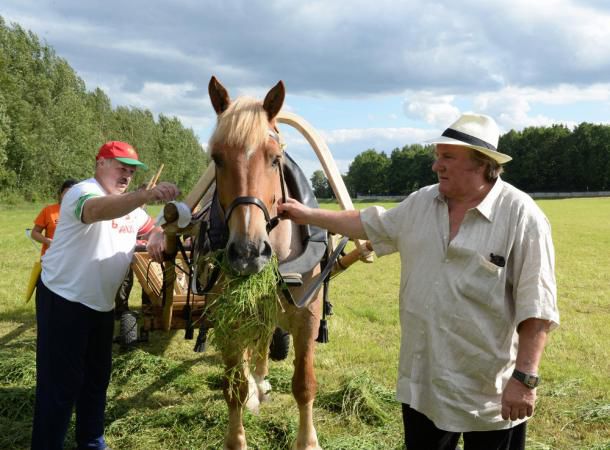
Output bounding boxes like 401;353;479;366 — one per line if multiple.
147;181;181;203
277;197;312;224
501;377;537;420
146;228;166;263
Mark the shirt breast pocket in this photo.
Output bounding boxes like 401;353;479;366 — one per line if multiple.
456;251;504;308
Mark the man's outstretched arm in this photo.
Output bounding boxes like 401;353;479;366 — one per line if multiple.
278;198;368;240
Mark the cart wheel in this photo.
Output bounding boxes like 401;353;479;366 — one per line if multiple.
119;311;138;350
269;327;290;361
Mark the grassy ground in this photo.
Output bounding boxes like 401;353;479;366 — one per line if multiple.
1;198;609;449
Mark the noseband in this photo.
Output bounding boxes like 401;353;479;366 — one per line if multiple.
222;128;287;234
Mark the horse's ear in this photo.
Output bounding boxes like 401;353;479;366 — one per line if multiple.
263;81;285;121
209;76;230;115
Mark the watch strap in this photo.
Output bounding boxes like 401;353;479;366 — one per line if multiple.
512;369;540;389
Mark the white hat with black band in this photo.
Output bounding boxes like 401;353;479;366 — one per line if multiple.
424;113;512;164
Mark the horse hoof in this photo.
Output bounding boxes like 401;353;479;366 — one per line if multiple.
245;396;260;414
258;379;272;403
245;374;261;413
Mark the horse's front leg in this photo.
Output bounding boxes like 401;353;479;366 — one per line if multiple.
222;350;249;450
290;300;323;450
252;338;272;404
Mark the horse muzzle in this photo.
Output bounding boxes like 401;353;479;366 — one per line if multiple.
226;236;272;275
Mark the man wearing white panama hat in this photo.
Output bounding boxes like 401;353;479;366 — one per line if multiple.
278;113;559;449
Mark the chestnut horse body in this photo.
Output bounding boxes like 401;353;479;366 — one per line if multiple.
207;76;323;450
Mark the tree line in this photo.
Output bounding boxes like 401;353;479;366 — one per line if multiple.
0;17;208;202
311;124;610;198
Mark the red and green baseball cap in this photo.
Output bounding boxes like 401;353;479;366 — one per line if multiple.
96;141;148;170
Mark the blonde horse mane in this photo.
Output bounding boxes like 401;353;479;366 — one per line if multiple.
209;97;269;157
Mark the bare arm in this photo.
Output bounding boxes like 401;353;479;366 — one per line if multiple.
144;226;166;262
515;318;551;374
82;182;180;224
30;224;51;247
501;318;551;420
277;197;368;240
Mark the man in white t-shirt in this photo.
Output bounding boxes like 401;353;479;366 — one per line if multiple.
278;114;559;450
32;141;180;450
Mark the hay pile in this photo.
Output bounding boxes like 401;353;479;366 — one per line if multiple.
318;372;395;426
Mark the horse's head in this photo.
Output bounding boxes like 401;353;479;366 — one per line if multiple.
208;76;286;275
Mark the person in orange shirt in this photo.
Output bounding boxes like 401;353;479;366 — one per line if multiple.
31;179;78;256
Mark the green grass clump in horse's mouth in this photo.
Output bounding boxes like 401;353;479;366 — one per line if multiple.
206;251;282;361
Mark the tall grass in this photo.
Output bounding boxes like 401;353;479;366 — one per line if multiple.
1;198;609;449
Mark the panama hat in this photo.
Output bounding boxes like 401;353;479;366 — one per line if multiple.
424;113;512;164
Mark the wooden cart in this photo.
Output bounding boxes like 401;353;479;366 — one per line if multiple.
131;249;206;336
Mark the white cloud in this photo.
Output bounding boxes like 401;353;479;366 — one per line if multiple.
474;84;610;130
403;93;461;127
492;0;610;68
120;82;199;109
320;127;435;145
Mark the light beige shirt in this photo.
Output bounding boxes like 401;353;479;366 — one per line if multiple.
360;178;559;432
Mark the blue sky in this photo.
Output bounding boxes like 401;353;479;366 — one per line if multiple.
3;0;610;178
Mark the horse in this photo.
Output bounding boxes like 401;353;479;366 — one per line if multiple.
204;76;325;450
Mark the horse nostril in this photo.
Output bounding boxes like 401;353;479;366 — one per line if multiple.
261;240;272;258
227;242;239;261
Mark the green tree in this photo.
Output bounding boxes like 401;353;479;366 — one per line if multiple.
0;16;208;200
346;149;390;196
0;92;11;187
156;114;208;192
87;87;113;141
387;144;435;195
567;123;610;191
501;125;571;192
310;169;333;198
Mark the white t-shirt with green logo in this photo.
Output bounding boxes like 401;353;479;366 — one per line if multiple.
41;178;154;312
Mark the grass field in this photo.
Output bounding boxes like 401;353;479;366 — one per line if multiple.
1;198;609;449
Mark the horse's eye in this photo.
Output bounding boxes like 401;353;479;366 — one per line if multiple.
272;156;281;168
212;154;223;168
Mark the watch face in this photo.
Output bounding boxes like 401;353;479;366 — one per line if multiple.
524;374;540;388
513;370;539;388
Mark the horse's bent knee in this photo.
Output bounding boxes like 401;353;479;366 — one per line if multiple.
292;374;317;405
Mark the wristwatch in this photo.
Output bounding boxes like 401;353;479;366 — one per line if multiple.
512;369;540;389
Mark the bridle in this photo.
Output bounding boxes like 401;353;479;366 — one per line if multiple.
221;128;287;234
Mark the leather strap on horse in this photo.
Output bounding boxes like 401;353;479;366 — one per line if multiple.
222;161;287;234
176;238;195;339
287;236;349;308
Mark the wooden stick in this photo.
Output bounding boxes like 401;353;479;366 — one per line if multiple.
277;111;374;262
161;202;179;331
146;164;164;190
333;241;374;274
183;162;216;211
141;164;165;210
